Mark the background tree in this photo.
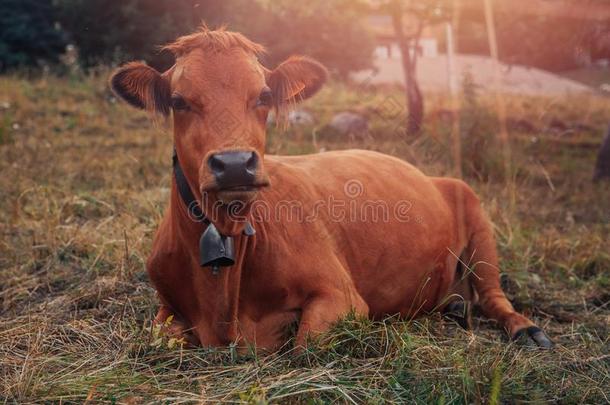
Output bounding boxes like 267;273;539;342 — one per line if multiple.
245;0;374;78
0;0;67;72
374;0;452;136
495;14;593;72
56;0;229;70
593;124;610;182
455;1;610;72
54;0;374;76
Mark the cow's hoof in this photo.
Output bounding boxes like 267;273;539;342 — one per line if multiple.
512;326;554;349
443;300;472;330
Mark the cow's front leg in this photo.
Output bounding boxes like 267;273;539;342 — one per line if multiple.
153;306;199;347
295;289;369;348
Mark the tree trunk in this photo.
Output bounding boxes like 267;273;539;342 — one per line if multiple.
593;123;610;182
390;2;424;136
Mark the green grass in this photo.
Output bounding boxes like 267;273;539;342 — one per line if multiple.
1;72;609;403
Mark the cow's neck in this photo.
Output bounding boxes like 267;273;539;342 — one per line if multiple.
169;151;255;343
168;184;252;342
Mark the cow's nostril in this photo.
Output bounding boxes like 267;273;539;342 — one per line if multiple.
246;152;258;174
209;155;225;175
208;151;259;189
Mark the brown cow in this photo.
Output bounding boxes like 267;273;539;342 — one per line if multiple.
110;27;552;349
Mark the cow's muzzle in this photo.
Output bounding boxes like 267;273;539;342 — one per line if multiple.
203;150;269;203
208;151;258;189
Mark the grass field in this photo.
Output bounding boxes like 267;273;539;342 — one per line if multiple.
1;72;609;404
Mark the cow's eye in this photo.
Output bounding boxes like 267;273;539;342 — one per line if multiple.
171;95;190;111
256;88;273;108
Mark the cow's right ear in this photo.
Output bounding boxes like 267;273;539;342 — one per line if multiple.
110;62;171;115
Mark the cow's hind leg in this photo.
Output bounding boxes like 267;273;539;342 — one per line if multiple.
462;191;553;348
443;260;477;330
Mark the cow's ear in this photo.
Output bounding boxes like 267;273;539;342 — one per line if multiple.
268;56;328;107
110;62;171;115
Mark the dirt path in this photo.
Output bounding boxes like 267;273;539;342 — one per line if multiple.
353;54;594;95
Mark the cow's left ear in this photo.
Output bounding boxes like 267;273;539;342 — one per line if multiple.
268;56;328;107
110;62;171;115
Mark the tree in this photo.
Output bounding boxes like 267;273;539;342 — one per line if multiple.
0;0;67;71
56;0;229;69
239;0;374;79
495;14;593;72
375;0;452;136
455;0;610;72
593;124;610;182
1;0;373;76
55;0;374;76
388;0;423;136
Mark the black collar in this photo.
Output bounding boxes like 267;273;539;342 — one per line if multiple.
172;148;209;224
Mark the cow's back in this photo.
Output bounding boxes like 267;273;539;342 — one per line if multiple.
261;150;462;316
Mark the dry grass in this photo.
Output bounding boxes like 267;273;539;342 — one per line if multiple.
1;72;609;403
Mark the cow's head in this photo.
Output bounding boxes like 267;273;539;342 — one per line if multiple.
110;28;327;234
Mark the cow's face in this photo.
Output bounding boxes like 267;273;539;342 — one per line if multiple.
110;32;326;223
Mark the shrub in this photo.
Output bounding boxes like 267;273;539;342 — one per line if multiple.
0;0;67;71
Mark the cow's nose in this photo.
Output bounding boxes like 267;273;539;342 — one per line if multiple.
208;151;258;189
